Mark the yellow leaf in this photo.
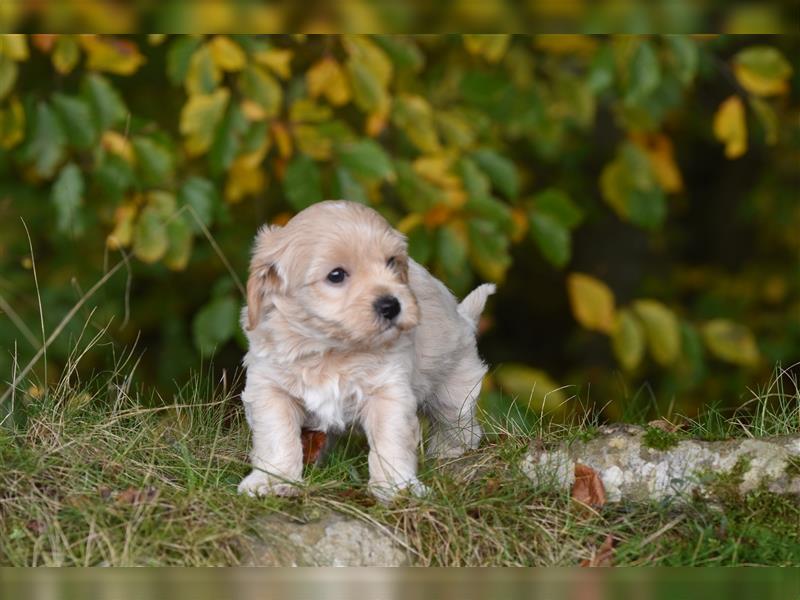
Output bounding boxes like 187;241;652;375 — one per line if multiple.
107;202;137;249
510;208;528;242
733;46;793;97
255;48;293;79
52;35;80;75
493;363;567;413
101;131;134;163
306;57;351;107
713;95;747;159
701;319;760;367
0;34;28;61
271;121;293;159
289;98;332;123
413;155;461;189
185;44;221;96
0;96;25;149
463;34;511;63
393;95;441;154
632;133;683;193
342;35;392;87
567;273;616;334
225;158;267;204
209;35;246;72
734;64;788;96
79;35;144;76
179;88;230;156
241;99;266;121
633;300;681;366
148;34;166;46
533;35;597;56
294;125;333;160
396;213;423;234
611;309;645;371
365;109;388;137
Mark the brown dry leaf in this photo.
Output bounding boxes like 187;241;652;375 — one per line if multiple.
301;429;327;465
572;463;606;510
115;486;158;505
647;418;683;433
25;519;46;535
580;533;616;567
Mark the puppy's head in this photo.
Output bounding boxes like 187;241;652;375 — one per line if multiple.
246;201;419;348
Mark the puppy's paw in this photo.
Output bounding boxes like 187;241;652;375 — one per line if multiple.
237;470;301;497
369;477;430;504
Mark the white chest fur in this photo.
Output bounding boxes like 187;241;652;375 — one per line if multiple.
294;366;364;432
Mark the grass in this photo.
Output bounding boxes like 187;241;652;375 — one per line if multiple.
1;351;798;567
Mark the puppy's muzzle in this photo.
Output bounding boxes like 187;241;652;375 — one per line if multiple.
374;295;401;321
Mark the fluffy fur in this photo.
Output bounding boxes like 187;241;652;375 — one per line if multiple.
237;200;494;501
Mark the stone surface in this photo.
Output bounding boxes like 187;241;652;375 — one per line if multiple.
521;425;800;503
243;510;410;566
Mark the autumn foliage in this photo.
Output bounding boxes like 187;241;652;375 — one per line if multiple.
0;34;796;418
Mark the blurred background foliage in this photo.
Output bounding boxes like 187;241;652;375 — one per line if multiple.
0;33;797;422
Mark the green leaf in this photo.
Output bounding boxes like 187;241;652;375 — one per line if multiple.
132;137;174;187
733;46;793;96
180;88;230;156
208;103;248;176
132;205;169;264
52;35;80;74
20;101;66;178
395;160;442;213
530;211;570;268
468;218;511;282
437;222;468;279
51;163;84;235
334;167;368;204
533;188;583;230
373;36;424;72
167;36;202;85
240;64;282;118
611;309;645;371
164;215;193;271
82;73;127;131
0;54;17;101
407;225;433;264
93;152;134;203
625;40;661;105
335;139;394;182
493;364;566;412
600;143;666;230
665;35;698;86
633;299;681;366
284;154;322;211
179;176;217;232
347;58;387;112
701;319;760;367
51;93;97;150
192;296;238;355
471;148;518;199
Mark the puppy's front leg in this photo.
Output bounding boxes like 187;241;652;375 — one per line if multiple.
238;380;304;497
361;385;427;502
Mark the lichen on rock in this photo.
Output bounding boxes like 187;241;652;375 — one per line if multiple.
521;425;800;503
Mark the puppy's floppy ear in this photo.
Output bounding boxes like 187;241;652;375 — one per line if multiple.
246;225;285;330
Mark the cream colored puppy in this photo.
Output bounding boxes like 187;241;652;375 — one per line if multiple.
237;200;494;501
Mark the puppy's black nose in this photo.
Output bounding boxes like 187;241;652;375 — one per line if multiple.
374;295;401;320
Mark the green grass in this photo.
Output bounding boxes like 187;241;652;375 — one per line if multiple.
1;349;799;566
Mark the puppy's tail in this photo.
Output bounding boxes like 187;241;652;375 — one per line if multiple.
458;283;496;328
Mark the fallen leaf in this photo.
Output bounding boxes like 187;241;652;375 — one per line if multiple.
115;486;158;505
572;463;606;510
301;428;327;465
580;533;616;567
647;418;683;433
25;520;46;535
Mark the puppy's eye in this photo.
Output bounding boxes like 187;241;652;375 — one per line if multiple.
326;268;348;284
386;256;396;268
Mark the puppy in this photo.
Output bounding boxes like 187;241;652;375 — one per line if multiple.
237;200;494;501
